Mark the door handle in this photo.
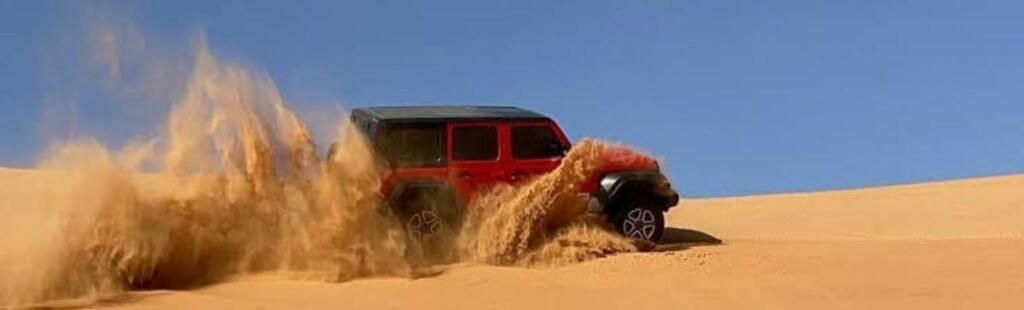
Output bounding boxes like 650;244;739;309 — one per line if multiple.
458;171;473;180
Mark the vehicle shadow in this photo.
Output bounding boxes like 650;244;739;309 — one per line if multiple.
653;227;722;252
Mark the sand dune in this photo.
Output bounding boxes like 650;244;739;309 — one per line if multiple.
4;170;1022;309
675;174;1024;241
103;239;1022;310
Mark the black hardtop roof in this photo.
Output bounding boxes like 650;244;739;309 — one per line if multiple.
352;105;551;123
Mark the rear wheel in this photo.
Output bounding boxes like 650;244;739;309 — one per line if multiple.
395;188;459;264
611;201;665;242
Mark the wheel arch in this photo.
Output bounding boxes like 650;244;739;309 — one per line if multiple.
593;171;679;215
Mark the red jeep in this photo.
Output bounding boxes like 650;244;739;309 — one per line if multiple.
338;106;678;242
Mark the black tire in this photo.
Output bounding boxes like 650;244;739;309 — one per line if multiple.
610;201;665;242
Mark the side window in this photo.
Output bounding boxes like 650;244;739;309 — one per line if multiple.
452;126;498;161
512;125;564;159
378;124;446;167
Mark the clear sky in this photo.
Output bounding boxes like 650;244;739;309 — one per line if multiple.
1;0;1022;197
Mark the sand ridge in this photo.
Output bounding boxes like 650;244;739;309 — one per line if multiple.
675;174;1024;241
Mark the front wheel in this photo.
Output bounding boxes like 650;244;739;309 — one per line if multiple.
611;202;665;242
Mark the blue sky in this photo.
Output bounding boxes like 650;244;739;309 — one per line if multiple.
1;0;1023;197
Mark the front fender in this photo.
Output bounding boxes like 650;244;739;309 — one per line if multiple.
587;171;679;214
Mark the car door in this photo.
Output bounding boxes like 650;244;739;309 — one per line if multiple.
504;121;571;183
447;123;505;202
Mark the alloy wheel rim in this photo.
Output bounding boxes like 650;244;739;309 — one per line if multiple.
407;210;442;239
623;208;657;240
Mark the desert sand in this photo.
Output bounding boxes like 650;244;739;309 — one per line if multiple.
5;170;1021;309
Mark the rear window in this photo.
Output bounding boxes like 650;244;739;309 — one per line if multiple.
377;124;445;167
452;126;498;161
512;126;564;159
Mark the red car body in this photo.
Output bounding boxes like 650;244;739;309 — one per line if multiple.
341;106;677;242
